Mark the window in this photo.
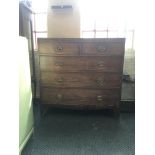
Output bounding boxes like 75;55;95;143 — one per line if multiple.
79;0;135;50
31;0;48;50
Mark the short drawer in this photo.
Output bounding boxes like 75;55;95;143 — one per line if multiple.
40;72;122;88
82;42;124;56
41;88;120;106
39;56;123;72
38;40;79;55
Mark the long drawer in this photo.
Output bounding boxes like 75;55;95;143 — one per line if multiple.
41;88;120;106
39;56;123;72
40;72;122;88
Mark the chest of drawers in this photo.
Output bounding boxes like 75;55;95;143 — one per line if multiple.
38;38;125;116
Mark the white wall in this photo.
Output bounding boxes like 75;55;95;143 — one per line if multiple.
47;0;80;38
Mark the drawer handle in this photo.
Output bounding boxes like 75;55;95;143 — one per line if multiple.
96;46;106;52
96;77;104;86
97;95;103;101
55;46;63;52
56;94;62;100
97;61;104;67
57;77;64;83
71;78;80;82
55;62;64;66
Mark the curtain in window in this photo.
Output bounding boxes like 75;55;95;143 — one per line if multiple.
79;0;135;79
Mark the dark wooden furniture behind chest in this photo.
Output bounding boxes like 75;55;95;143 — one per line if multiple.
38;38;125;115
19;2;36;99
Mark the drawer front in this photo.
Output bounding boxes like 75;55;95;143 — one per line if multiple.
40;72;122;88
82;42;124;56
38;40;79;55
41;88;120;106
39;56;123;72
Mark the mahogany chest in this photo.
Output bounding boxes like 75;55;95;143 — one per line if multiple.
38;38;125;116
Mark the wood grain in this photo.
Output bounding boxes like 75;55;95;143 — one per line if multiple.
39;56;123;72
38;38;125;113
40;72;122;89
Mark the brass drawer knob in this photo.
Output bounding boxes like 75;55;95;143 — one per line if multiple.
57;94;62;100
55;46;63;52
57;77;64;83
97;61;104;67
96;46;106;52
97;95;103;101
55;62;64;66
96;77;104;86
